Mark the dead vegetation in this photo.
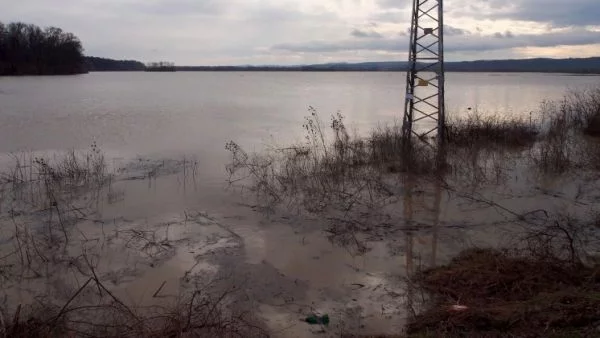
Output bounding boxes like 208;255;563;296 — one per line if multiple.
562;87;600;135
3;270;266;338
531;103;574;174
226;87;600;214
446;111;538;149
225;106;552;243
224;89;600;253
531;87;600;173
1;86;599;337
406;247;600;338
405;208;600;338
0;146;258;338
226;110;437;215
224;87;600;336
0;142;107;213
226;111;444;255
0;145;110;282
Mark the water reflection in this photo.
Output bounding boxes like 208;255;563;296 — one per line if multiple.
1;72;598;157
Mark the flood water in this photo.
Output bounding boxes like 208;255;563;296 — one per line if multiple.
1;72;599;168
1;72;600;337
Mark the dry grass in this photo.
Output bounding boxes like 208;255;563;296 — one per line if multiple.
226;111;437;213
528;87;600;174
404;201;600;337
0;143;107;212
225;106;549;219
225;108;546;250
532;87;600;135
0;145;110;281
224;88;600;253
226;87;600;209
226;111;442;253
563;88;600;135
447;111;538;149
531;103;574;174
406;248;600;338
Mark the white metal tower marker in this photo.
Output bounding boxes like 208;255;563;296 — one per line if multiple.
402;0;445;145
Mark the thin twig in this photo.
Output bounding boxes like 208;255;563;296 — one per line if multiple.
153;281;167;298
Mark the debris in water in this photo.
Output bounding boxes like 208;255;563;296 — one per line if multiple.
305;314;330;325
449;304;468;312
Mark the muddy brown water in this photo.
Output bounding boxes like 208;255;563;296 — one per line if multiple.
1;72;600;336
1;72;599;155
2;154;598;336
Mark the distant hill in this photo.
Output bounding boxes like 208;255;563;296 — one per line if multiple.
85;57;145;71
175;58;600;73
175;62;409;72
84;57;600;74
446;58;600;74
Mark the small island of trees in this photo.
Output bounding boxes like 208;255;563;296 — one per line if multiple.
145;61;176;72
0;21;85;75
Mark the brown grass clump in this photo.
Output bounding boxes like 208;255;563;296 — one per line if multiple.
531;105;574;174
565;88;600;136
406;248;600;337
536;88;600;138
447;112;538;149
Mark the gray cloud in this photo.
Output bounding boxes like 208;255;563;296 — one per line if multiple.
376;0;408;10
370;10;405;24
445;25;470;36
0;0;598;65
510;0;600;26
272;28;600;53
452;0;600;27
351;28;383;38
494;31;514;39
129;0;226;16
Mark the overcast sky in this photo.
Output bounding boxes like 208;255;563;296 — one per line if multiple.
2;0;599;65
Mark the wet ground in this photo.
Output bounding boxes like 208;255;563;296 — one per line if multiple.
1;152;600;337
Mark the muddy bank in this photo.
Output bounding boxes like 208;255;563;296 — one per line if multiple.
0;153;415;337
406;248;600;338
2;148;600;336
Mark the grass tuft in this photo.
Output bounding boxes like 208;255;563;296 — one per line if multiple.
407;248;600;338
447;111;538;148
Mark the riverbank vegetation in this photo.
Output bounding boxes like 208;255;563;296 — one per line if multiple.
0;21;85;75
227;86;600;336
406;247;600;337
85;56;146;72
226;87;600;200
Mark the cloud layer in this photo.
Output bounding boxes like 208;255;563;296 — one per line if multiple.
1;0;598;65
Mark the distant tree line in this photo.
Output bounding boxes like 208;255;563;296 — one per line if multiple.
85;57;600;74
0;21;86;75
446;58;600;74
174;58;600;74
85;57;146;71
145;61;176;72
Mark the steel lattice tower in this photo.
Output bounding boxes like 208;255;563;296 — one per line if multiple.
402;0;445;144
401;1;446;281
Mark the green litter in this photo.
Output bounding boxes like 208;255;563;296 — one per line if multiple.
305;314;329;325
